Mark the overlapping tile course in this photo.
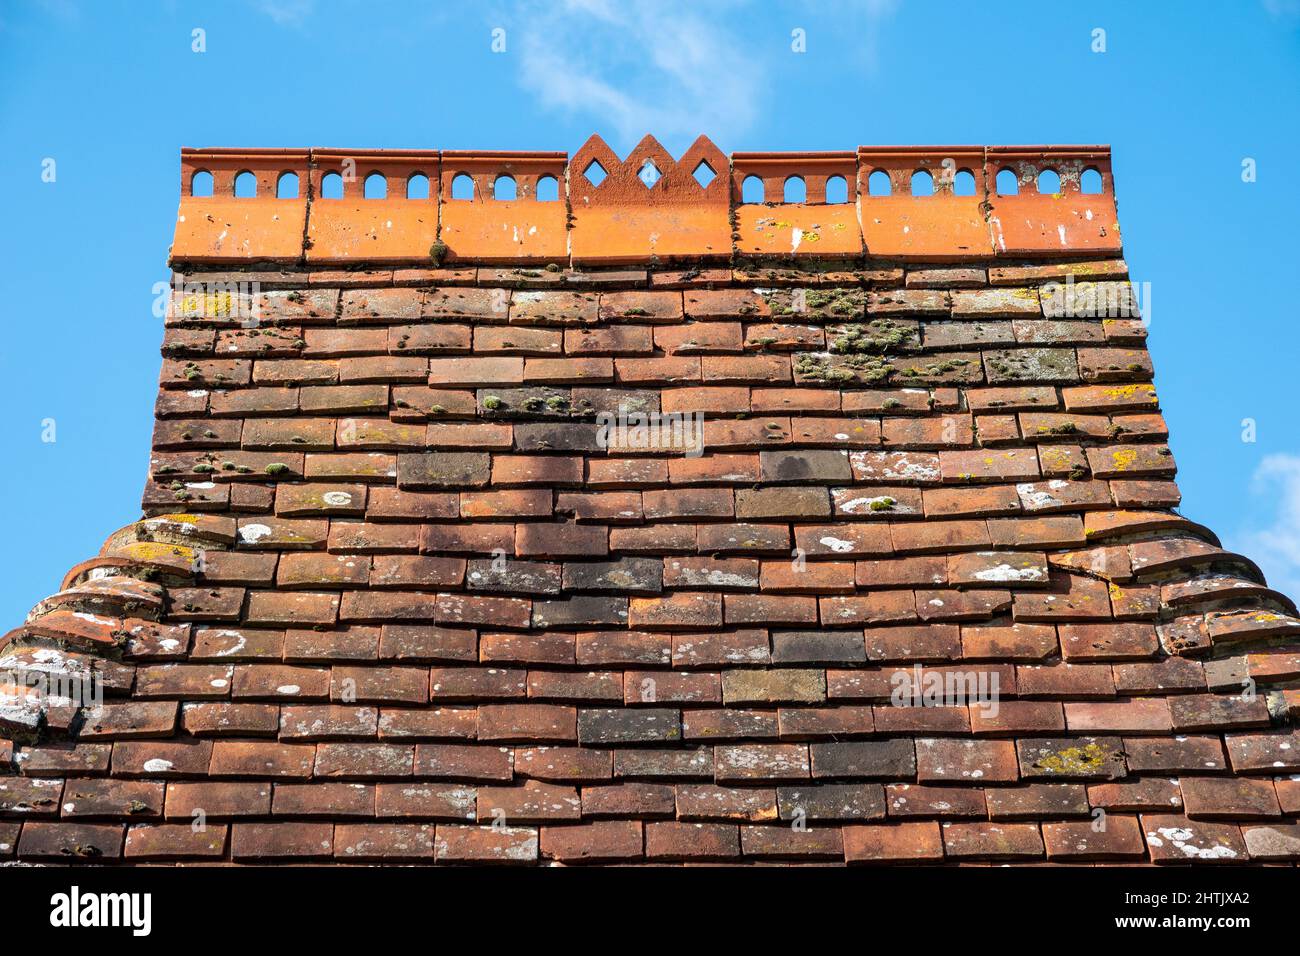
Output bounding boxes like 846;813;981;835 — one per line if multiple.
1;138;1298;866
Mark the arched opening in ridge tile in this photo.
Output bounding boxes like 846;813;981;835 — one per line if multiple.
406;173;430;200
583;160;607;187
190;170;214;197
364;173;387;199
638;160;661;188
825;175;849;204
493;175;517;200
867;169;892;196
536;175;560;202
233;170;257;198
320;172;343;199
995;168;1019;196
783;176;806;203
953;168;977;197
693;161;716;189
451;173;474;200
1080;167;1104;194
276;172;299;199
910;169;934;197
1037;168;1061;195
741;175;764;204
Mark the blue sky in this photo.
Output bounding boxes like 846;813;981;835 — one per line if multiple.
1;0;1298;621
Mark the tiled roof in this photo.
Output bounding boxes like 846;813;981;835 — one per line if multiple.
3;136;1298;865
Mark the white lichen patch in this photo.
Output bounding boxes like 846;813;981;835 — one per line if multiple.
973;563;1047;583
1147;825;1238;859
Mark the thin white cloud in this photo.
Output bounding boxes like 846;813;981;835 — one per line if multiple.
253;0;315;27
36;0;81;23
1263;0;1300;17
795;0;899;72
512;0;765;150
509;0;899;150
1235;453;1300;598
